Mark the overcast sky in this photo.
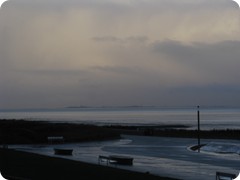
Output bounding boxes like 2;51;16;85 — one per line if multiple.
0;0;240;109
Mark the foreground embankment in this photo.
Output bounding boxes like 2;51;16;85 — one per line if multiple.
0;148;178;180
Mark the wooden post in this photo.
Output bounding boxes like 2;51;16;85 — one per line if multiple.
197;106;200;152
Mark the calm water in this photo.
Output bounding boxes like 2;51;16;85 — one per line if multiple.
1;106;240;130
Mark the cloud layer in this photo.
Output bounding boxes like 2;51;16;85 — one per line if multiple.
0;0;240;108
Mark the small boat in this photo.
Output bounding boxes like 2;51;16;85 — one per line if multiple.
54;148;73;155
108;155;133;165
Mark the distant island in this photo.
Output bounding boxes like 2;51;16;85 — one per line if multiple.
65;105;157;109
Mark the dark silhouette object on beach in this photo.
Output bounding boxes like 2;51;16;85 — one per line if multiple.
98;155;134;166
109;155;134;165
54;148;73;156
216;171;236;180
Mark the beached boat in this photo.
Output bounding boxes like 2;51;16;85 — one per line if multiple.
54;148;73;155
98;155;134;165
108;155;133;165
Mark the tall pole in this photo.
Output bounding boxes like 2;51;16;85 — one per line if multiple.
197;105;200;152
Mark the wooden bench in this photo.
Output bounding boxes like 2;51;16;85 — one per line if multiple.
47;136;64;144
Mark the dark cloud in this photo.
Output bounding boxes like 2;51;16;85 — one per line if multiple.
151;40;240;84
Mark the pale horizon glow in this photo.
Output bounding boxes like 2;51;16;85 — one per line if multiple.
0;0;240;109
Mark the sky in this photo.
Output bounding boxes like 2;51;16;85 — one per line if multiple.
0;0;240;109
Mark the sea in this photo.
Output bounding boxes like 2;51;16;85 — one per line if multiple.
1;106;240;130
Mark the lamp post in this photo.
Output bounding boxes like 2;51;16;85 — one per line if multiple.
197;105;200;152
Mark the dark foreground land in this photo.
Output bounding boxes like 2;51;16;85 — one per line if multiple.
1;119;240;180
1;119;240;145
0;119;121;145
105;124;240;140
0;148;178;180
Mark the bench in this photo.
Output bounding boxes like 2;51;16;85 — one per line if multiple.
47;136;64;144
